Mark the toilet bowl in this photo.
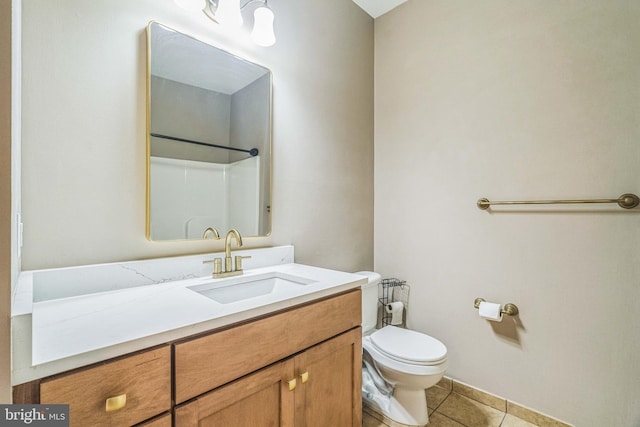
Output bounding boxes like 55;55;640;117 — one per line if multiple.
356;272;448;427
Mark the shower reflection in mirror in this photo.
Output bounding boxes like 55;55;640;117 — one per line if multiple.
146;22;272;241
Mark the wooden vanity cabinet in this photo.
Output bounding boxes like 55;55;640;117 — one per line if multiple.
137;413;173;427
14;289;362;427
293;328;362;426
175;328;362;427
174;290;362;404
174;289;362;426
175;358;296;426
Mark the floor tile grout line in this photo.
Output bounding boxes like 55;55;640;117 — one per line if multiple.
452;387;507;413
436;411;469;427
363;387;537;427
429;387;453;414
367;387;538;427
434;390;511;427
497;411;507;427
363;406;388;426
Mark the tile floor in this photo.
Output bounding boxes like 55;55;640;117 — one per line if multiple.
363;383;542;427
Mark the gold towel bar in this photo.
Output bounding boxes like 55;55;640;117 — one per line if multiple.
477;193;639;210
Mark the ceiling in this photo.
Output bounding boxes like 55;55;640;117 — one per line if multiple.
150;23;268;95
352;0;408;18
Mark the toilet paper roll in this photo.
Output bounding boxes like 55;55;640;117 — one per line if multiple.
385;301;404;326
478;301;503;322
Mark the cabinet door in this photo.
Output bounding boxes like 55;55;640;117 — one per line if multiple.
174;359;296;427
174;290;361;403
294;328;362;427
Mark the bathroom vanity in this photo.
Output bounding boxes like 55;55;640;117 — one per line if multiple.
11;246;364;426
173;291;361;426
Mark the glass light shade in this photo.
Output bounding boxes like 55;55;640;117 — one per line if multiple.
217;0;243;28
251;7;276;47
174;0;204;12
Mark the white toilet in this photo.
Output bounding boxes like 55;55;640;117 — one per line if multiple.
357;271;448;426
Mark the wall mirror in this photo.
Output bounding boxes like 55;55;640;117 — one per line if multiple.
146;22;272;241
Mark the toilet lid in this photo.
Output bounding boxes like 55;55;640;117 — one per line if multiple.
370;326;447;365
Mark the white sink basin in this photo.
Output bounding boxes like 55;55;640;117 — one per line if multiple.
188;272;318;304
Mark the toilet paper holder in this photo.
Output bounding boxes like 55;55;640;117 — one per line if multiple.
473;298;519;316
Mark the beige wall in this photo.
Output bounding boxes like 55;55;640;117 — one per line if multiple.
374;1;640;426
150;76;232;164
20;0;374;272
1;0;12;404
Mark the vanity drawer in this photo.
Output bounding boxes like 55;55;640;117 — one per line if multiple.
174;289;361;403
40;346;171;427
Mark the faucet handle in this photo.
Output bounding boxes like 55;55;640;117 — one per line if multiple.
203;258;223;276
234;255;252;272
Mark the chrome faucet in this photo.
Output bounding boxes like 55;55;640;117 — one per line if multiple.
203;229;251;278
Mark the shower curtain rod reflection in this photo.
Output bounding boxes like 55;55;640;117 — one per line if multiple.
150;133;259;157
477;193;640;210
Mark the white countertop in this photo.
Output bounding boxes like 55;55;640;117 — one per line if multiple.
12;246;366;384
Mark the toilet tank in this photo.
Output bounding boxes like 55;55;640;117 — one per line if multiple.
355;271;381;334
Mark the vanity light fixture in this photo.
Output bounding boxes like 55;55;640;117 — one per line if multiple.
174;0;206;12
250;6;275;46
214;0;243;28
202;0;276;46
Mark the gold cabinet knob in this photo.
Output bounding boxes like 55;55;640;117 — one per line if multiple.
300;371;309;384
287;379;297;391
105;393;127;412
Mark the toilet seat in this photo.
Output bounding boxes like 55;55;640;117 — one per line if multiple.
370;326;447;366
363;336;447;378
